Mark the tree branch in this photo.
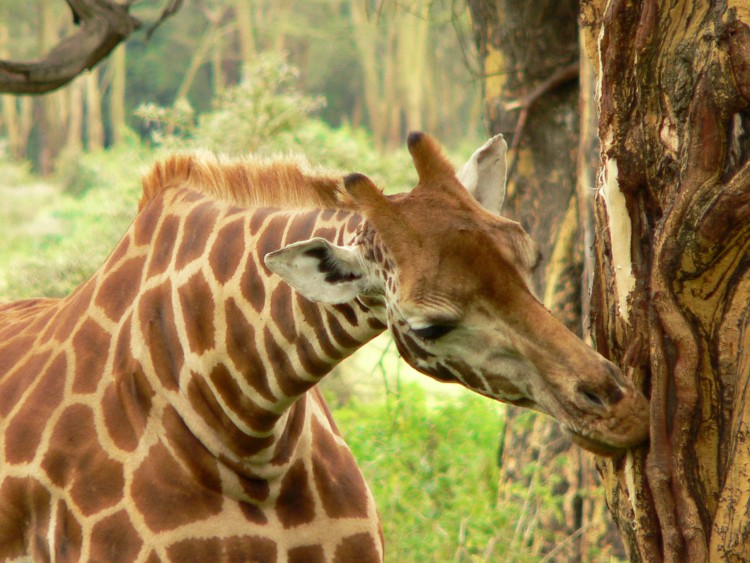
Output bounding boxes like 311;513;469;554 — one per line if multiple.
0;0;181;95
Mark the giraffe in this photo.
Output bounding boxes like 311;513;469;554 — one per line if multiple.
0;133;649;562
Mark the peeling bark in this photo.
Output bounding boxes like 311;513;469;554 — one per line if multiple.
582;1;750;560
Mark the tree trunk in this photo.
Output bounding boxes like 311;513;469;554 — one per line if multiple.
466;0;622;559
580;1;750;561
109;43;126;146
85;69;104;151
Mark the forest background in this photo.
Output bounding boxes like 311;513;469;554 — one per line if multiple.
0;0;620;561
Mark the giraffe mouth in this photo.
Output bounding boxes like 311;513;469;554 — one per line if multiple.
565;429;639;457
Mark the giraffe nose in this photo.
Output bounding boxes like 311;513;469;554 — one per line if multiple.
575;364;625;410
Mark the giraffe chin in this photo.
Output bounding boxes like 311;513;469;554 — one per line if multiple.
565;429;642;457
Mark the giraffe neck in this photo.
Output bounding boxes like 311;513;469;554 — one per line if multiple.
111;188;386;479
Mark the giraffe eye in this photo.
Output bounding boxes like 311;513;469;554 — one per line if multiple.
411;324;455;341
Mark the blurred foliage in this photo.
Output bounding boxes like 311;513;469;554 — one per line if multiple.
136;53;325;153
331;383;564;562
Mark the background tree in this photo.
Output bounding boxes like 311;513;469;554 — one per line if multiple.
465;0;621;559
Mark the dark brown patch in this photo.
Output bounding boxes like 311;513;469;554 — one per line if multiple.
346;213;363;234
90;510;142;562
288;545;325;563
208;363;278;434
147;214;180;277
275;459;316;528
271;396;307;466
0;478;51;561
240;257;266;314
311;418;369;519
5;352;65;463
139;281;183;391
175;201;219;270
53;500;82;562
162;406;223;493
209;219;246;284
320;209;336;221
257;215;288;273
332;303;358;327
133;196;163;246
286;210;321;243
41;404;124;516
131;440;223;533
71;318;111;393
103;323;155;452
325;311;360;349
313;226;337;241
103;234;131;268
295;335;331;378
0;349;51;418
167;536;277;562
52;281;96;342
95;255;147;321
334;533;380;563
240;501;268;525
295;294;342;360
249;208;273;236
270;284;296;342
225;298;276;402
446;360;486;391
187;375;275;459
264;328;311;398
367;317;387;331
178;272;216;355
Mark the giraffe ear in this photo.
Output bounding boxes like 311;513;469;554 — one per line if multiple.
456;134;507;215
264;238;369;304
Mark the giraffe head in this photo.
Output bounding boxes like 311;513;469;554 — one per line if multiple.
265;132;649;455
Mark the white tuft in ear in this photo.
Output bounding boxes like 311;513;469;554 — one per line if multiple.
264;238;369;304
456;134;507;215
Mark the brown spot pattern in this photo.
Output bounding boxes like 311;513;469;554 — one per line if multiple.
71;318;111;393
209;219;246;284
0;349;51;418
53;500;82;561
311;418;369;519
5;352;65;463
95;255;146;321
286;210;320;242
131;441;222;532
256;215;287;272
139;282;182;391
288;545;325;563
175;201;219;270
178;272;216;354
270;284;296;342
264;328;310;398
208;364;278;434
187;376;275;459
334;533;381;563
89;511;142;562
52;281;95;341
240;257;266;313
147;214;180;277
225;298;276;402
275;459;316;528
167;536;277;562
133;196;163;246
271;397;307;466
0;478;51;560
41;404;124;516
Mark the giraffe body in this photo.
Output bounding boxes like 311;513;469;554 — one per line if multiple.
0;134;649;561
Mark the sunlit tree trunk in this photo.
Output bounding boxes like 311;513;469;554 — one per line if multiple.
66;75;84;152
581;1;750;560
85;69;104;151
38;0;65;173
0;20;22;160
234;0;256;78
109;44;126;146
466;0;622;559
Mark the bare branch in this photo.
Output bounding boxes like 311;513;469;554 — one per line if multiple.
0;0;182;95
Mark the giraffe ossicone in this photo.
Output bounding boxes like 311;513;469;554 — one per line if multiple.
0;132;648;561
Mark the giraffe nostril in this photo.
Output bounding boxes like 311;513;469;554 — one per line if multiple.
577;385;607;409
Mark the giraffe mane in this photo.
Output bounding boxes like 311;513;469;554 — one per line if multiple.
139;151;355;211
